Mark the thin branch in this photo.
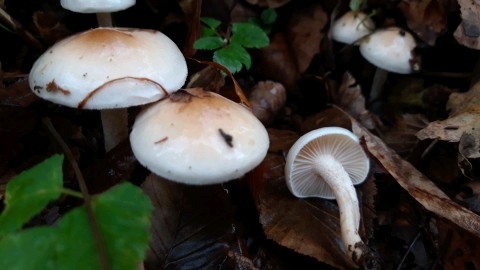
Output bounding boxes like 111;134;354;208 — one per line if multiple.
43;117;111;270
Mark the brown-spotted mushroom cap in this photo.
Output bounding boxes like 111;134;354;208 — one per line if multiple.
285;126;369;199
29;27;187;109
129;88;269;185
61;0;135;13
359;27;418;74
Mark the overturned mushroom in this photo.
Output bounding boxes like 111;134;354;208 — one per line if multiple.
284;127;370;266
129;88;269;185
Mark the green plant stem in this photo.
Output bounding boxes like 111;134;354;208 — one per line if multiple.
61;187;84;199
43;118;111;270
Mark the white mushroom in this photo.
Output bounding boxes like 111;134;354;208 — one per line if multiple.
285;127;370;266
129;88;270;185
28;27;187;150
60;0;135;13
359;27;418;74
331;11;375;45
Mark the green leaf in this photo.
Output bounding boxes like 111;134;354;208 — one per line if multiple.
0;182;153;270
193;36;224;50
201;27;219;37
261;8;277;25
200;17;221;30
0;154;64;235
349;0;364;11
213;44;251;74
230;22;270;48
0;227;57;270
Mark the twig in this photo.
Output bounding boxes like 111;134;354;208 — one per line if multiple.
43;117;111;270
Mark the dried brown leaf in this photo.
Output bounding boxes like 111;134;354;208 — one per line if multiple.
398;0;453;46
286;4;327;74
349;114;480;238
267;128;299;153
454;0;480;50
417;82;480;158
0;77;37;107
141;174;237;270
245;0;291;8
383;114;429;156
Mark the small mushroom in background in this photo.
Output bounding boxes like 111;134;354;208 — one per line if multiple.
28;27;188;151
284;126;372;267
129;87;269;185
60;0;135;26
331;11;375;45
359;27;420;103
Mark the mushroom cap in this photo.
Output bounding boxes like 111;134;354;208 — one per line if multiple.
331;11;375;45
29;27;187;109
129;88;270;185
285;127;369;199
359;27;418;74
60;0;135;13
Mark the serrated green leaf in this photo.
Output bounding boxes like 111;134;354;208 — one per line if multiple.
261;8;277;25
0;182;153;270
194;36;224;50
0;154;64;235
201;27;219;37
200;17;221;30
213;44;251;74
230;22;269;48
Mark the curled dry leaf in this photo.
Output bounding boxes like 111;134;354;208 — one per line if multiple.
249;81;287;125
349;113;480;239
141;174;237;269
417;82;480;158
454;0;480;50
286;3;327;74
398;0;453;46
186;65;225;93
383;114;429;156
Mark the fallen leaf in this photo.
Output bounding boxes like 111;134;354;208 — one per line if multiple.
267;128;299;153
349;113;480;239
286;3;327;74
454;0;480;50
383;114;429;156
141;174;237;270
398;0;453;46
245;0;291;8
416;82;480;158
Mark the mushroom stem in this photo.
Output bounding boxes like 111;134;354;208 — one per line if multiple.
95;12;129;152
314;154;368;265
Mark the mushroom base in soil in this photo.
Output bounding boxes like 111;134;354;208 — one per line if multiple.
129;87;269;185
285;127;372;266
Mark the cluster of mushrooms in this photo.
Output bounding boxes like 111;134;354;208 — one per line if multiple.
28;1;378;268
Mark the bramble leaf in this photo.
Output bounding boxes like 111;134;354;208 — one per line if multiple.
0;154;64;235
213;43;251;74
0;182;153;270
230;22;269;48
194;36;224;50
200;17;221;30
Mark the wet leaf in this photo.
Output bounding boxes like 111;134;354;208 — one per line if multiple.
248;80;286;125
141;174;237;269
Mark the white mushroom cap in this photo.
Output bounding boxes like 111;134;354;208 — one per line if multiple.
359;27;418;74
331;11;375;45
285;127;369;199
61;0;135;13
129;88;270;185
29;27;188;109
